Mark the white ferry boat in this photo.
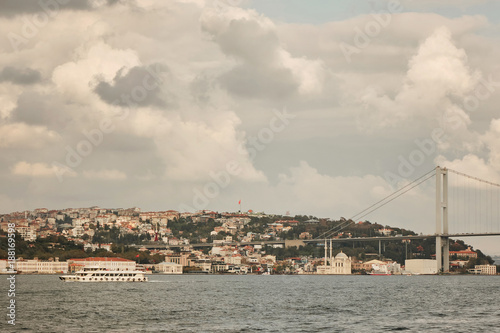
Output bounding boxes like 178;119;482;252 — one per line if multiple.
59;266;148;282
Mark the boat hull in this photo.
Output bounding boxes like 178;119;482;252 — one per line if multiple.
59;275;147;282
59;268;148;282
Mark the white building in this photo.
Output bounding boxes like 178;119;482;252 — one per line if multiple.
317;241;352;275
386;262;402;274
16;226;37;241
405;259;437;275
224;255;242;265
157;262;183;274
469;264;496;275
15;258;68;274
67;257;136;272
0;259;11;273
317;252;352;274
193;259;212;272
84;243;112;252
72;225;85;237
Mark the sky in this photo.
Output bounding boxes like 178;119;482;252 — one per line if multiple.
1;0;500;255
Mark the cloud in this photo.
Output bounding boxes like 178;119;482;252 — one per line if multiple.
0;1;499;254
10;90;71;127
52;41;141;103
83;168;127;180
0;122;60;149
357;27;480;137
400;0;493;10
201;5;324;98
94;63;170;107
436;117;500;184
129;109;266;182
274;161;393;214
0;0;120;16
0;66;41;85
11;161;75;177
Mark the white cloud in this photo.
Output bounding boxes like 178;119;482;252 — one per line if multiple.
129;109;266;182
83;169;127;180
1;1;499;254
436;117;500;184
200;4;325;97
401;0;493;10
0;123;60;148
358;26;480;133
271;161;430;219
11;161;75;178
52;41;141;103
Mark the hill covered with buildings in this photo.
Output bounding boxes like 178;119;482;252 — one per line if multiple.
0;206;496;274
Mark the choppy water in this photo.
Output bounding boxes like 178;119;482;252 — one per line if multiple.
1;274;499;332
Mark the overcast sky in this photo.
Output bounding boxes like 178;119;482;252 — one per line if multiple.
1;0;500;254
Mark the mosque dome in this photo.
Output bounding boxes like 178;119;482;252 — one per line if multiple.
335;251;348;259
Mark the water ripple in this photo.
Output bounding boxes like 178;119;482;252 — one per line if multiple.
1;275;499;332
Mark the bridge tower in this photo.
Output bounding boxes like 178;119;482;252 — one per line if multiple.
435;166;449;273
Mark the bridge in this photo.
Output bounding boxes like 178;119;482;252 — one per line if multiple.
313;166;500;273
137;167;500;273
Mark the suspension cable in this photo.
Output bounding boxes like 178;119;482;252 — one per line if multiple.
447;168;500;188
315;168;436;240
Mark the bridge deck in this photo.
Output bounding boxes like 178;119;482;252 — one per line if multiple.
134;232;500;249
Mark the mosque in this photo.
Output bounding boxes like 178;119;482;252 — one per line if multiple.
316;240;352;274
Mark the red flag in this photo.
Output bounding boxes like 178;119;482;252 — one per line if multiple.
238;200;241;205
136;254;140;258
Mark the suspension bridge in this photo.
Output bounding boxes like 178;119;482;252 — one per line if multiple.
138;166;500;273
314;166;500;272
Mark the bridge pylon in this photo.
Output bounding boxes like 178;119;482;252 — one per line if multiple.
436;166;449;273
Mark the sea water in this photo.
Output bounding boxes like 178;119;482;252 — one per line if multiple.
1;274;499;332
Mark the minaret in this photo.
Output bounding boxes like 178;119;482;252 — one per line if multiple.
324;239;327;267
329;239;333;270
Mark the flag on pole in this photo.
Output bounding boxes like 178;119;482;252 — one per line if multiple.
136;254;140;258
238;200;241;205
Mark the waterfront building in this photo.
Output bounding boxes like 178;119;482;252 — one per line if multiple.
0;259;10;273
211;261;228;273
193;259;212;272
164;253;192;267
67;257;136;272
316;240;352;274
316;252;352;274
469;265;496;275
404;259;437;274
157;262;183;274
15;258;68;274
